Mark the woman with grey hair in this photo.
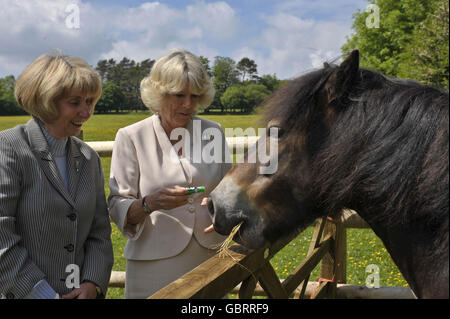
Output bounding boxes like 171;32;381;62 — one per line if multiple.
0;54;113;299
108;49;231;298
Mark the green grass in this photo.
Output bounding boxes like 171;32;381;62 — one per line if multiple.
0;113;408;298
270;228;407;286
0;112;261;140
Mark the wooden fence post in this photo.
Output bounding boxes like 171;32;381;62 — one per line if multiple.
318;218;336;298
294;217;326;298
335;220;347;284
317;212;347;298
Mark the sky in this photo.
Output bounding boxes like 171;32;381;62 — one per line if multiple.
0;0;369;80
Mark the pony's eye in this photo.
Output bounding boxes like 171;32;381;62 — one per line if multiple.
267;126;284;138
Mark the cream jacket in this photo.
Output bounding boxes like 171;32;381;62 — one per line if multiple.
108;115;231;260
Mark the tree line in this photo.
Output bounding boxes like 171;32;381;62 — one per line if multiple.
1;0;448;116
0;55;286;115
94;55;287;114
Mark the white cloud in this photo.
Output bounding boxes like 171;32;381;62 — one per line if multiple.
310;50;338;69
0;0;236;77
264;12;315;31
0;0;113;74
112;2;182;32
237;11;352;79
186;1;240;40
0;0;362;80
99;1;239;67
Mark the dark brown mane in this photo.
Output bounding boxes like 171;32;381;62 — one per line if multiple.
262;64;449;255
261;66;336;131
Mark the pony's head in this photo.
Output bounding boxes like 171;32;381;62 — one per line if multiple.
209;51;361;249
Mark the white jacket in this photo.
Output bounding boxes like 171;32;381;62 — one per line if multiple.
108;115;231;260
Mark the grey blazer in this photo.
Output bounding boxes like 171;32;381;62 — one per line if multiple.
0;118;113;299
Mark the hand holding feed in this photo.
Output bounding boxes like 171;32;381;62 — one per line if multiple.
147;186;190;211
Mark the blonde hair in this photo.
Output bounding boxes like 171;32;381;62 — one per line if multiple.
14;54;102;123
140;49;215;113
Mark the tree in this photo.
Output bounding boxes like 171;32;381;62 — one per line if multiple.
96;58;117;83
243;83;271;113
342;0;442;79
221;83;270;113
0;75;25;115
199;56;212;77
115;57;137;111
95;57;154;112
134;59;154;110
220;85;245;113
95;81;124;113
256;74;283;92
236;57;258;82
212;56;240;91
398;0;449;87
95;59;109;82
211;56;240;112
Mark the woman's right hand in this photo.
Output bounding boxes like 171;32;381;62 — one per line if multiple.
126;186;190;225
146;186;190;211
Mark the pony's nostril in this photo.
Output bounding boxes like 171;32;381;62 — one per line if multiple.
207;197;215;216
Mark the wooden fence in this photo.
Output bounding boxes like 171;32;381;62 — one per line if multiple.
89;136;415;299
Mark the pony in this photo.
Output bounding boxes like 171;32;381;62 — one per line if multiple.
208;50;449;298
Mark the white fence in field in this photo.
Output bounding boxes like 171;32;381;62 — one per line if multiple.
86;136;260;157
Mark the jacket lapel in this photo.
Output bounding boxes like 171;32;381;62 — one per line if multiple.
152;115;191;184
26;118;75;207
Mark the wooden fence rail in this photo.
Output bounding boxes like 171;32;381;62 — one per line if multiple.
146;212;414;299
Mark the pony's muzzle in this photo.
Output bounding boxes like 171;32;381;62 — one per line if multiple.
208;179;250;236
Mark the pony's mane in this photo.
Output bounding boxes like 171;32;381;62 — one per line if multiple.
261;66;335;131
261;64;449;253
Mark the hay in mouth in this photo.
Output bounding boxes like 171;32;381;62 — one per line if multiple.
215;221;258;282
217;221;244;258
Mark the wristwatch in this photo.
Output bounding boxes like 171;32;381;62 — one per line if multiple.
142;196;152;215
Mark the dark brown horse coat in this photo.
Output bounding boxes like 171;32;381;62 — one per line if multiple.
208;51;449;298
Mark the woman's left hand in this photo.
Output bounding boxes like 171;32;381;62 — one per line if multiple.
61;282;98;299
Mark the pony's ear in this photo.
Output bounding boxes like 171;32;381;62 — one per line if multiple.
324;50;360;104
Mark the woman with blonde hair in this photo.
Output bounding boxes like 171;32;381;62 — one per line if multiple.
109;49;231;298
0;54;113;299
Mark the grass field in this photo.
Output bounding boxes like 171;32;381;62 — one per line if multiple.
0;112;408;298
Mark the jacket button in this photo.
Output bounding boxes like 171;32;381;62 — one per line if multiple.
6;292;14;299
67;213;77;221
188;206;195;213
188;197;194;204
64;244;74;252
